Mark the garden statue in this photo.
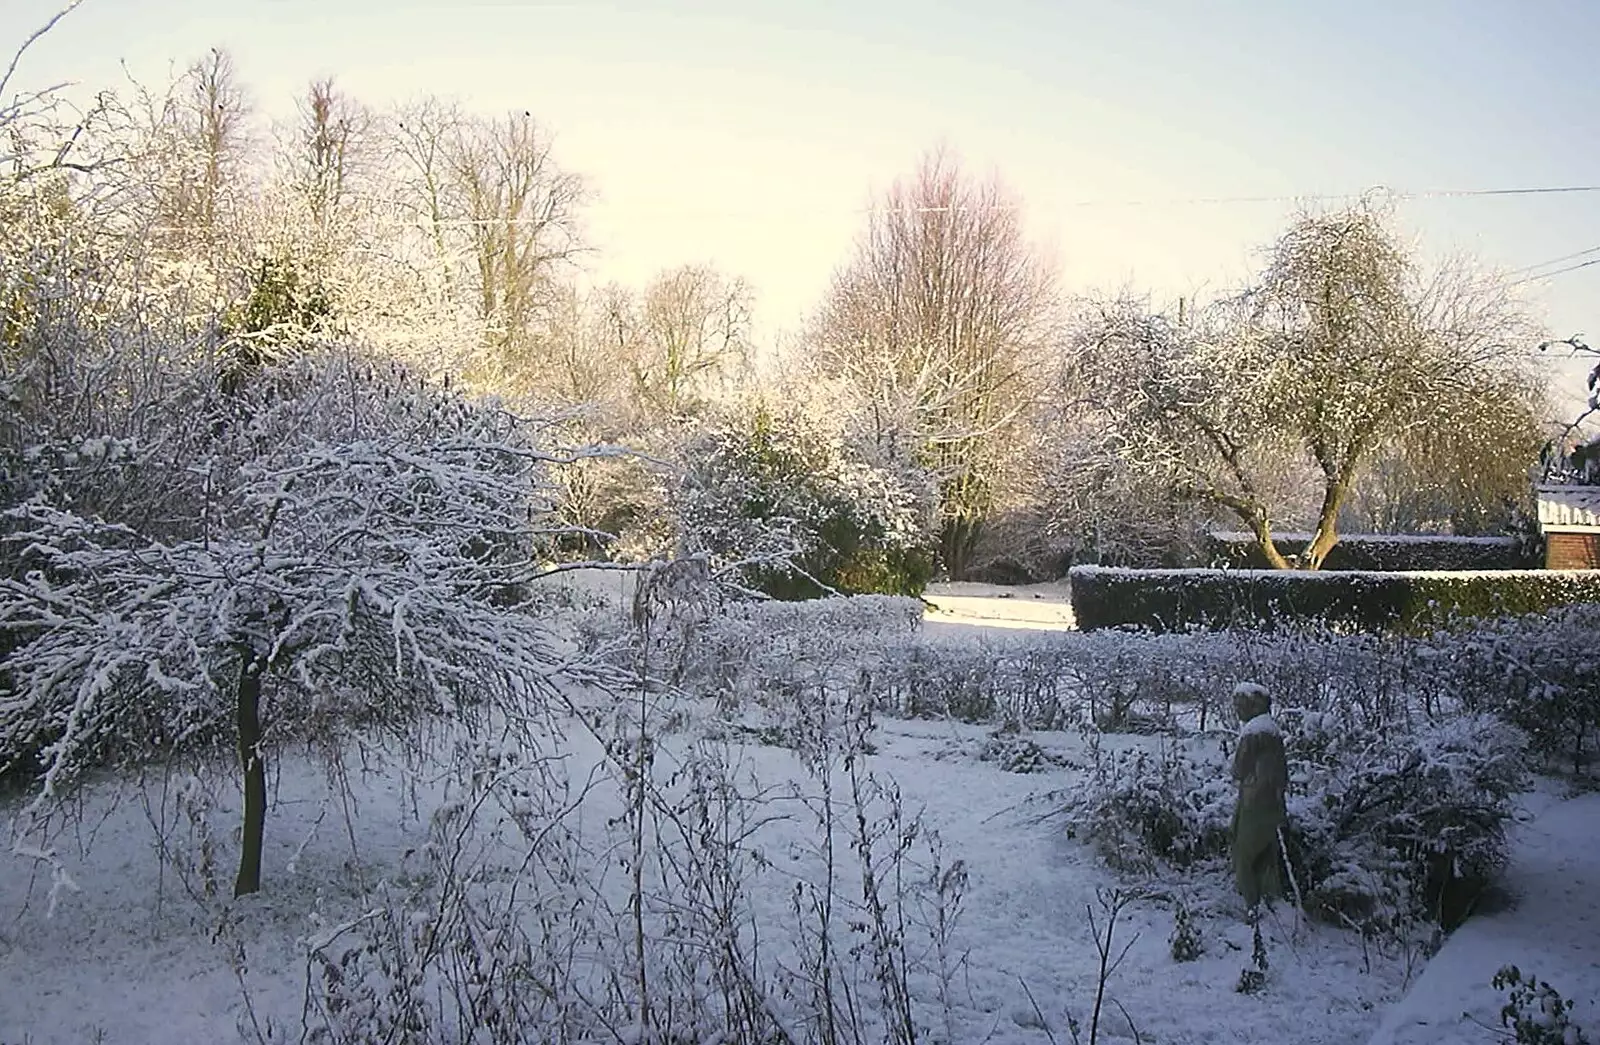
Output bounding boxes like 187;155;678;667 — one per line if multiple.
1230;682;1288;911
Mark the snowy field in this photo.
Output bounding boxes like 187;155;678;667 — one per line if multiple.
1;576;1593;1045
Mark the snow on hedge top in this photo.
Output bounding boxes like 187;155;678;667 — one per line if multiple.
1068;566;1600;582
1208;532;1517;546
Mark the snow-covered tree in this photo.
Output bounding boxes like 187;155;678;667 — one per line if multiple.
808;147;1058;579
1;348;606;896
1071;203;1542;569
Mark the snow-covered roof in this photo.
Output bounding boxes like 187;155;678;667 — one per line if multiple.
1535;484;1600;533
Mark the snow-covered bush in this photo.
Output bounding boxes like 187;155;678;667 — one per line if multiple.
978;722;1063;773
1168;897;1204;961
1286;713;1526;931
677;399;936;598
1064;700;1524;931
1062;742;1234;874
1435;605;1600;779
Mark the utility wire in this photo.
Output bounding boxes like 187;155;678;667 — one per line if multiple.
871;183;1600;213
1509;254;1600;286
1506;244;1600;276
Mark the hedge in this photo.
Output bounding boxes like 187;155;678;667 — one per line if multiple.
1069;566;1600;632
1206;532;1536;572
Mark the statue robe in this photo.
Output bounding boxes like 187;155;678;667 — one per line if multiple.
1231;713;1288;907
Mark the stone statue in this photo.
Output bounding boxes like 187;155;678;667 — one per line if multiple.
1230;683;1288;910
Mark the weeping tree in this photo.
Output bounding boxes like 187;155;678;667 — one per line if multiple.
1072;202;1542;569
1;349;608;896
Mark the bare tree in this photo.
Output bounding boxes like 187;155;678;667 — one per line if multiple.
603;264;753;417
810;147;1058;578
388;95;462;288
383;101;586;386
448;110;586;352
288;77;370;232
1073;202;1542;569
170;48;253;240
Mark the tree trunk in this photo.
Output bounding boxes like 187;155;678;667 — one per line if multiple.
940;514;983;581
1303;475;1354;570
234;653;266;897
1215;494;1293;570
1247;519;1293;570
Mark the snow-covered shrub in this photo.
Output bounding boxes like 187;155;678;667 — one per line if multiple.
1168;897;1204;962
1435;605;1600;779
677;399;937;598
1286;713;1525;931
1494;965;1593;1045
1062;742;1234;874
1066;698;1523;932
597;584;924;718
979;723;1062;773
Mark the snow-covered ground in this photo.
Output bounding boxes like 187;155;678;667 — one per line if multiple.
0;722;1413;1045
922;579;1076;632
1;580;1594;1045
1366;785;1600;1045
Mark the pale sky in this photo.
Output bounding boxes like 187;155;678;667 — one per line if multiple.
7;0;1600;406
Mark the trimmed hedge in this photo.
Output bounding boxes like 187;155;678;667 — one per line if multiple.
1069;566;1600;632
1207;532;1536;572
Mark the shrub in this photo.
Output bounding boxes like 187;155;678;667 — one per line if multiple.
1061;742;1234;874
1068;565;1600;633
1494;965;1592;1045
1208;531;1535;572
1168;898;1204;962
1435;605;1600;779
1291;713;1524;931
979;723;1062;773
1066;711;1524;932
677;401;936;599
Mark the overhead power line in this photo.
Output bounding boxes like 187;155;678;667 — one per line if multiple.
1507;244;1600;276
869;183;1600;213
1509;254;1600;286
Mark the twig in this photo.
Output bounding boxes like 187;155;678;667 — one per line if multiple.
1019;977;1060;1045
0;0;87;104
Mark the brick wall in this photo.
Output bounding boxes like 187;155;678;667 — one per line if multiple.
1546;531;1600;570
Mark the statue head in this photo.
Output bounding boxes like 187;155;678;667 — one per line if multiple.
1231;682;1271;722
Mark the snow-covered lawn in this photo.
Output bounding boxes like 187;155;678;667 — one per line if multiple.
1366;784;1600;1045
0;716;1413;1045
2;581;1593;1045
922;580;1076;633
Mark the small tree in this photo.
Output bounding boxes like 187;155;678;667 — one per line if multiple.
1;349;599;896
